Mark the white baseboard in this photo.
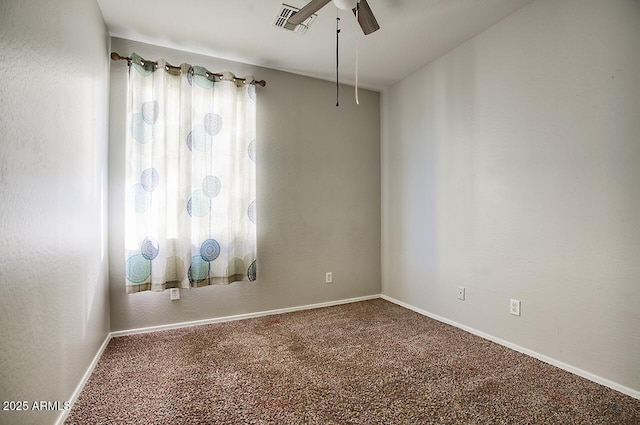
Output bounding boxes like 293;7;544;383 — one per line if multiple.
111;294;380;337
380;294;640;400
56;332;112;425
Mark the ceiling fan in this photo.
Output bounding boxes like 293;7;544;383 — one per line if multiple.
288;0;380;35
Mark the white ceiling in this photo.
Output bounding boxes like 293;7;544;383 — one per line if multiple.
97;0;533;90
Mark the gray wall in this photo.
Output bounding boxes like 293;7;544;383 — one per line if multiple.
381;0;640;393
109;38;381;331
0;1;111;424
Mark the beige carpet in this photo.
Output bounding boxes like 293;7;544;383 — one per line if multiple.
66;299;638;424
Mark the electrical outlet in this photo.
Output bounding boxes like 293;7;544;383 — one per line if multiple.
325;272;333;283
170;288;180;301
510;299;521;316
457;286;465;301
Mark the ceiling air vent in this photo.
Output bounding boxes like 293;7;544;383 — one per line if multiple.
273;4;317;34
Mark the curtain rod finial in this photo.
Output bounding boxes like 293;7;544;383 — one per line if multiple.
110;52;131;63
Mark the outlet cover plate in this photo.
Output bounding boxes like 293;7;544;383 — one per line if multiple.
170;288;180;301
457;287;465;301
510;299;521;316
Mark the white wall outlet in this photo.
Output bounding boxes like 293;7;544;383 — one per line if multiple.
325;272;333;283
510;299;521;316
170;288;180;301
457;286;465;301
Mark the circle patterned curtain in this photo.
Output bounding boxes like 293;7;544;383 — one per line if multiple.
125;53;257;293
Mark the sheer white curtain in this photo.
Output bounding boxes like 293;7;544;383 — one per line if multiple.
125;53;257;293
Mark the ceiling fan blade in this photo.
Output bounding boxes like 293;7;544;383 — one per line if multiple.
353;0;380;35
288;0;332;26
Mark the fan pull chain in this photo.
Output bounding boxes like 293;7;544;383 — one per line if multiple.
355;1;360;105
336;10;341;107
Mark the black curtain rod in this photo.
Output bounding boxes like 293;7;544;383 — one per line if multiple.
110;52;266;87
